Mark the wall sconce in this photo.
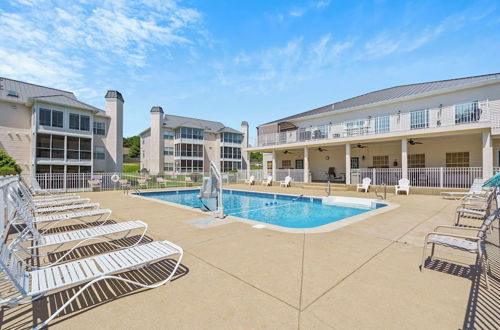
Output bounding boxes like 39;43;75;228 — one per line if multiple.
362;155;365;160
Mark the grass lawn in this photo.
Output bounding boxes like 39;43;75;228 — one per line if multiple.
122;162;140;173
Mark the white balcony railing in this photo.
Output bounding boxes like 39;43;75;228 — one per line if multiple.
255;101;491;147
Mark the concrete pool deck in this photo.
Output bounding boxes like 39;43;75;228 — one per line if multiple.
2;184;498;329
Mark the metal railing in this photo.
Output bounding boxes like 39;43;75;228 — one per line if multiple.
254;101;490;147
351;167;482;188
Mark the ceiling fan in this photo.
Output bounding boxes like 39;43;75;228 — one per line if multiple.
408;139;423;145
283;150;293;154
317;147;327;152
354;143;367;148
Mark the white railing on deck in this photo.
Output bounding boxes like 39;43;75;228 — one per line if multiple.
0;175;21;238
352;167;482;188
256;101;490;147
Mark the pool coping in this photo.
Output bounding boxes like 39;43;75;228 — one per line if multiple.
131;188;400;234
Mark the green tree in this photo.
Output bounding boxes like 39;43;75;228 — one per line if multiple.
250;152;263;162
128;144;140;158
0;149;22;175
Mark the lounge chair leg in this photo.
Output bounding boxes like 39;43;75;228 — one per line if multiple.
481;254;490;291
420;242;428;272
430;243;435;259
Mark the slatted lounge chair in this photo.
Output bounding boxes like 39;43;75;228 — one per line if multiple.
395;178;410;195
262;176;273;186
34;202;101;214
244;175;255;185
33;197;91;208
356;177;371;193
34;208;112;228
280;176;292;187
28;178;79;198
440;178;487;199
20;180;79;202
0;238;183;329
421;211;498;290
138;178;148;188
7;192;148;266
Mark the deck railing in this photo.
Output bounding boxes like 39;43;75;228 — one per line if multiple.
254;101;490;147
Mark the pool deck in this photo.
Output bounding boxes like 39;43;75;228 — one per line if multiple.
3;184;499;329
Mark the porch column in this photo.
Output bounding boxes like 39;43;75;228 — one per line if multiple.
272;150;277;180
401;138;408;179
482;130;493;179
345;144;351;185
246;151;251;177
304;147;309;183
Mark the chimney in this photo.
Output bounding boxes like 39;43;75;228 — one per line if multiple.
105;90;124;172
241;121;249;171
150;106;164;174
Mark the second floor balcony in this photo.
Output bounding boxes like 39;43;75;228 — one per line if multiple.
254;101;491;148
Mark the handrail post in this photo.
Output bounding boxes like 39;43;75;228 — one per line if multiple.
439;167;444;188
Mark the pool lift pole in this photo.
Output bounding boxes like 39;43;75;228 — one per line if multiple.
212;161;224;218
199;161;224;218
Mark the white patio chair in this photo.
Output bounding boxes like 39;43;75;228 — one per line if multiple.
20;180;79;202
244;175;255;185
395;178;410;195
262;175;273;186
156;177;167;187
421;211;498;291
356;177;371;193
137;178;148;189
0;238;183;329
280;176;292;187
35;202;101;214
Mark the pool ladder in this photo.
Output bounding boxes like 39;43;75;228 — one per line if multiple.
375;183;387;200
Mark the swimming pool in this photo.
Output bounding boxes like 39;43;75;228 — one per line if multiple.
138;189;387;229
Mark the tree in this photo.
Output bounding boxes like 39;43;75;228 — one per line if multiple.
250;152;263;162
123;136;140;148
128;144;140;158
0;149;22;175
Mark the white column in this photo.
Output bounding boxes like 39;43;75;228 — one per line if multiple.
345;144;351;185
272;150;277;180
401;137;408;179
482;130;493;179
304;147;309;183
246;151;251;178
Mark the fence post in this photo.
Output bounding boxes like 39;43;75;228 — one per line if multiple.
439;167;444;188
372;168;376;185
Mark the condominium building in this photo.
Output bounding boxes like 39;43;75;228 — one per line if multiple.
139;106;248;174
0;77;123;175
248;73;500;187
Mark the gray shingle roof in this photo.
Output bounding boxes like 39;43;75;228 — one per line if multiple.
261;72;500;126
162;114;242;134
0;77;106;114
105;90;124;102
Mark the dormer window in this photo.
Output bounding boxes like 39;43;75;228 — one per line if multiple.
7;90;18;97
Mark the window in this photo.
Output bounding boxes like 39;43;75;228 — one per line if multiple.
446;152;470;167
221;161;241;172
175;127;204;140
295;159;304;169
175;143;203;157
164;162;174;171
7;90;18;97
267;161;273;170
282;160;291;169
69;113;90;131
372;155;389;168
374;115;390;134
164;130;174;140
351;157;360;169
408;154;425;168
94;146;105;160
164;147;174;155
222;133;243;144
345;120;367;136
410;109;429;129
176;159;203;173
93;121;106;135
39;108;63;128
220;146;241;159
455;101;480;124
67;137;91;160
36;134;65;159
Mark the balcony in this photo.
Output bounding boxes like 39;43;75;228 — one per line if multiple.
253;101;490;148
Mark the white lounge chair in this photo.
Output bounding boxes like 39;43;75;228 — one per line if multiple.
244;175;255;185
138;178;148;188
29;178;78;198
35;202;101;214
421;211;498;290
8;191;147;265
440;178;487;199
0;238;183;329
280;176;292;187
356;177;371;193
262;175;273;186
395;178;410;195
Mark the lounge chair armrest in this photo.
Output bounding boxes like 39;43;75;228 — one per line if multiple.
425;232;480;241
433;225;481;232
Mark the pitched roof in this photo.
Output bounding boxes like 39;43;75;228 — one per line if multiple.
163;114;242;134
0;77;105;113
261;72;500;126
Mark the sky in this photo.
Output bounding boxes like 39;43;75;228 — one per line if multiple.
1;0;499;141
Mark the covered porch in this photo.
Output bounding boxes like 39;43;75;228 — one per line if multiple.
252;130;497;189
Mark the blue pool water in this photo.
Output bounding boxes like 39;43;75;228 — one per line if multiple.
139;189;386;229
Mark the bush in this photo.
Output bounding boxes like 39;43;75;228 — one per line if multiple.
0;150;21;175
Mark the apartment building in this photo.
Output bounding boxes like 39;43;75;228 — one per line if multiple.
0;77;123;175
140;106;248;174
248;73;500;187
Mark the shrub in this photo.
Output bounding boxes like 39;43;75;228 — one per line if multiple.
0;150;22;175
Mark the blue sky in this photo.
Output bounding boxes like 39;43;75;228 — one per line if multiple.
1;0;499;139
